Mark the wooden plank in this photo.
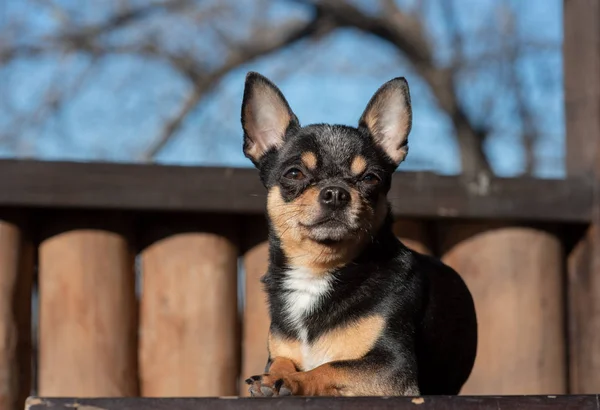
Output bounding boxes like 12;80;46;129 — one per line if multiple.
440;223;566;394
0;212;33;410
38;213;137;396
139;216;239;397
240;217;270;397
564;0;600;394
24;395;600;410
0;160;592;222
568;226;600;393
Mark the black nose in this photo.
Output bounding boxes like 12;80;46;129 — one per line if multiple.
319;186;350;209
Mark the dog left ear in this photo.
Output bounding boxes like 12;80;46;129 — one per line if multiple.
359;77;412;165
241;72;299;165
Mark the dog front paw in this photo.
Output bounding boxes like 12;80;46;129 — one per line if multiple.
245;374;294;397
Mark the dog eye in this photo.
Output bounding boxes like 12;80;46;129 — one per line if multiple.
284;168;306;181
361;173;380;185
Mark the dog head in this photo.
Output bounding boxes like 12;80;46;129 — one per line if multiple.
241;72;412;273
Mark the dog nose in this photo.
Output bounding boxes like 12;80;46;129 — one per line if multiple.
319;186;350;209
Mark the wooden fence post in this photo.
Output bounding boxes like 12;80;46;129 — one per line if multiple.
240;217;270;397
38;212;137;397
564;0;600;394
439;223;566;394
393;218;432;255
0;212;33;410
139;215;239;397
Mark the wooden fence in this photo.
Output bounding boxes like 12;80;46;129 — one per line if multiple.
0;0;599;408
0;162;593;408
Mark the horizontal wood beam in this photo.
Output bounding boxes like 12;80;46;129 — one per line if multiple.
25;395;600;410
0;160;592;222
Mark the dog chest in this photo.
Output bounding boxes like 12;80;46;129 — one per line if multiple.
269;315;386;372
282;267;332;331
273;268;386;372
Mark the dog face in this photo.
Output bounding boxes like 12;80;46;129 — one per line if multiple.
241;72;412;272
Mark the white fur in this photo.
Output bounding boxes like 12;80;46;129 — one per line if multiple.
282;267;333;369
282;267;332;334
302;346;331;371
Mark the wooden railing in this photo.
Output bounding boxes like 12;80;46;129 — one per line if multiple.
0;159;594;410
23;395;600;410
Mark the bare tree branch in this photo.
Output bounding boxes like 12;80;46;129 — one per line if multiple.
139;88;203;161
0;54;97;151
499;5;540;175
2;0;335;161
32;0;72;25
139;14;334;160
294;0;493;177
62;0;190;39
0;0;556;175
0;0;189;63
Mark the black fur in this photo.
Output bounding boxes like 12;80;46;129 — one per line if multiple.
242;72;477;395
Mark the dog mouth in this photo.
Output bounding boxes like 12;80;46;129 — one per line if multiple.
300;217;357;244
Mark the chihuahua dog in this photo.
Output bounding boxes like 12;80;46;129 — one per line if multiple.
241;72;477;397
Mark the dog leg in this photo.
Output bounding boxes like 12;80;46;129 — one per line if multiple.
246;357;419;397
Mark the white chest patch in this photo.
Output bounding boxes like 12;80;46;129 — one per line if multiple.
282;267;332;338
275;268;383;372
282;267;334;370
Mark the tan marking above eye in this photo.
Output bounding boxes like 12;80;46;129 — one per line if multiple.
301;152;317;170
350;156;367;175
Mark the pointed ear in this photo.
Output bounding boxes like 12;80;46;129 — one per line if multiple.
359;77;412;165
241;72;299;164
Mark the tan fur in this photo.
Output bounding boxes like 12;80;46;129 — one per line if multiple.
268;357;298;376
255;363;407;396
273;362;397;396
308;315;384;365
268;333;303;369
264;316;391;396
268;186;379;274
350;155;367;175
301;152;318;170
269;316;384;371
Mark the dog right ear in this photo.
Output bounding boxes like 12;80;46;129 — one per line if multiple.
241;72;299;165
359;77;412;166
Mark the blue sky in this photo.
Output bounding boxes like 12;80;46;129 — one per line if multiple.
0;0;564;177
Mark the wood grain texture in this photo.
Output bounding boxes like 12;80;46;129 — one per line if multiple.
564;0;600;394
0;160;592;222
239;217;270;397
240;241;270;397
38;215;137;396
24;395;600;410
0;214;33;410
393;218;432;255
440;223;566;395
139;217;239;397
568;225;600;394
